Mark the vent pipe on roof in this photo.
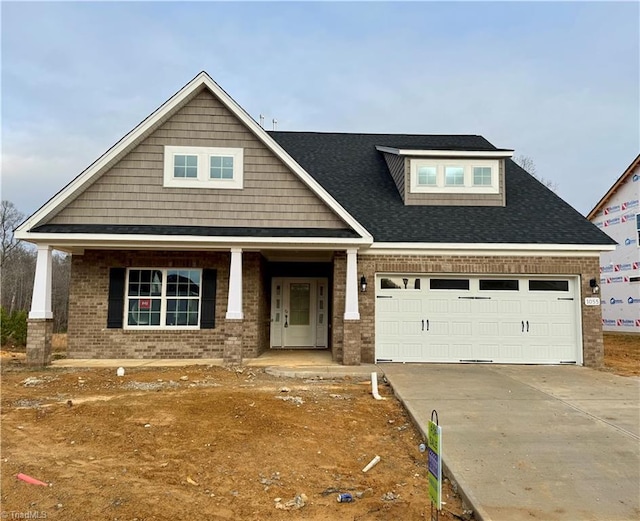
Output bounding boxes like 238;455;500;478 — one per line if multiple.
272;118;278;131
259;114;265;128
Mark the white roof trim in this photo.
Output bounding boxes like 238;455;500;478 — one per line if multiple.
376;146;514;158
14;231;372;252
16;72;372;240
363;242;615;257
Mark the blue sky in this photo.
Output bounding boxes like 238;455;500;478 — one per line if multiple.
2;1;638;218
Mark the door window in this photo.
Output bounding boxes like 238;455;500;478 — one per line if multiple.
289;283;310;325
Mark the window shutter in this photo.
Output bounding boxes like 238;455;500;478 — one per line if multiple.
107;268;126;329
201;269;217;329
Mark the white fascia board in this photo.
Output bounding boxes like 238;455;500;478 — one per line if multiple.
14;231;372;251
375;146;513;158
17;72;372;241
363;243;616;257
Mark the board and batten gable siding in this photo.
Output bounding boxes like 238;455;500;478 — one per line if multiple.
404;158;506;207
46;88;347;229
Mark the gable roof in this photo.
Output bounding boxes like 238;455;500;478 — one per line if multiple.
586;153;640;220
15;72;371;242
269;131;616;246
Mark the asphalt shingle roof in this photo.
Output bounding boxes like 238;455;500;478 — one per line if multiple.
269;131;616;246
31;224;361;239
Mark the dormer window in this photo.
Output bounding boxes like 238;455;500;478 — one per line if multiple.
445;166;465;186
164;146;243;189
473;166;492;186
417;166;437;186
409;158;499;194
376;146;512;206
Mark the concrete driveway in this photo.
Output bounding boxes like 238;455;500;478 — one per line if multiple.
381;364;640;521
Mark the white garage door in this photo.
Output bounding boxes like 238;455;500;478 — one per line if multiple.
376;275;581;364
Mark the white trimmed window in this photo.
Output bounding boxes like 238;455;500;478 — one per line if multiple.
473;166;492;186
164;146;243;189
126;268;201;329
411;159;499;194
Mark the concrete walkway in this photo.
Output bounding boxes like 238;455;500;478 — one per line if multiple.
381;364;640;521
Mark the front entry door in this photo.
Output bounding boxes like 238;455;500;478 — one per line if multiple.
271;278;328;348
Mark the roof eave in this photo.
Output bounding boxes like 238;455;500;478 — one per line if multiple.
364;242;616;257
587;153;640;220
15;230;373;254
375;146;514;158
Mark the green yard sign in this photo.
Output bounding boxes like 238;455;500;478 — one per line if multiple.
427;416;442;510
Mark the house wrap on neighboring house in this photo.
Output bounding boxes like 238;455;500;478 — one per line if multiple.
587;154;640;334
16;72;616;367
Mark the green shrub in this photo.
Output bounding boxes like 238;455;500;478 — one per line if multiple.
9;310;28;346
0;308;28;347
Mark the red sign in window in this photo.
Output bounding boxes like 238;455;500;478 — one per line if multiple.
139;299;151;310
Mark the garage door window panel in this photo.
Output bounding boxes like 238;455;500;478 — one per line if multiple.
529;280;569;292
480;279;519;291
380;277;421;290
430;279;470;290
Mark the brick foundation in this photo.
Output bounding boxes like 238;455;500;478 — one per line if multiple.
224;319;244;364
342;320;362;365
26;318;53;367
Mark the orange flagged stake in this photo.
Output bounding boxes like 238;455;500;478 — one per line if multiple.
17;473;48;486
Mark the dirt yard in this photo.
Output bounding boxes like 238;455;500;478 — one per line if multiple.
1;333;637;521
603;333;640;376
0;362;471;520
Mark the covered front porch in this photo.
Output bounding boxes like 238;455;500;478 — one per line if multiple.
25;244;369;368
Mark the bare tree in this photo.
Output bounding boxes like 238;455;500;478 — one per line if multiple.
513;155;558;192
0;200;25;268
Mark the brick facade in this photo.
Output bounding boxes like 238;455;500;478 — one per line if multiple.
48;248;603;368
331;252;347;363
66;250;269;360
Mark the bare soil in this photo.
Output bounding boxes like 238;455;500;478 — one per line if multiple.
0;362;470;520
1;332;636;520
602;333;640;376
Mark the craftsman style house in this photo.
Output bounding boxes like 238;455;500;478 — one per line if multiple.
16;72;615;367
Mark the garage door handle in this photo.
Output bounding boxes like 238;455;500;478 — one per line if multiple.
422;319;424;331
526;320;529;332
522;320;525;332
426;319;429;331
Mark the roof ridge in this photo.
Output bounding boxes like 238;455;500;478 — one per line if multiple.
268;130;487;138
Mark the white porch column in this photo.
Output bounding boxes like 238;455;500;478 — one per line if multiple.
226;248;244;320
29;244;53;319
344;248;360;320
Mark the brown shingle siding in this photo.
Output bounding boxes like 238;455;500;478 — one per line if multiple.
47;90;347;231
